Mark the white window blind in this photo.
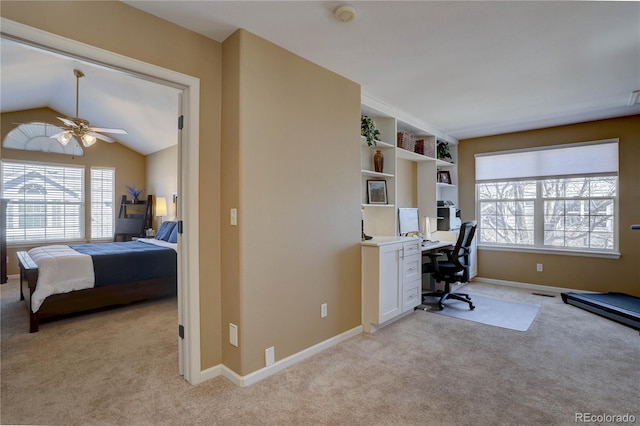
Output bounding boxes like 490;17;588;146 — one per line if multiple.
475;140;619;254
475;139;618;182
1;160;84;243
91;168;114;239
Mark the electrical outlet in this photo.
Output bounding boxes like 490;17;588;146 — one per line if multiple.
229;323;238;347
536;263;543;272
321;303;328;318
265;346;275;366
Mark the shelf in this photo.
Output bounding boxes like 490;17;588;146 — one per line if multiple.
361;136;394;150
361;99;458;237
362;203;395;208
436;182;456;188
396;148;436;162
361;169;394;178
436;159;455;167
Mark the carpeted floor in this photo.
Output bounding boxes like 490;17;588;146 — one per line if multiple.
1;277;638;425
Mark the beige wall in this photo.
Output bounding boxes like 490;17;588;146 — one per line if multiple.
221;30;362;375
1;107;146;274
146;145;178;230
1;1;223;369
396;159;418;209
459;115;640;296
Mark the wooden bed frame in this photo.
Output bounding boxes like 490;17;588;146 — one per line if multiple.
17;251;177;333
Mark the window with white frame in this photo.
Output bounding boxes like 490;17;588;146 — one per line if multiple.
476;140;618;253
1;160;85;243
90;167;115;240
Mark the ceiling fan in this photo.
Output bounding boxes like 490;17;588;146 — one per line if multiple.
51;69;127;147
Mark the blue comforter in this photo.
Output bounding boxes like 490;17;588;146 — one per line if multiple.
69;241;177;287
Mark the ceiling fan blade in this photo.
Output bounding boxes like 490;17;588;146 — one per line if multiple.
57;117;78;127
88;127;128;135
88;131;116;143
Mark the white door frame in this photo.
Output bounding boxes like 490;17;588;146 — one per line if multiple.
1;18;202;384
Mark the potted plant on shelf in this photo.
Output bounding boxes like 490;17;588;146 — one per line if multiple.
437;140;453;162
361;115;384;173
126;185;145;203
361;115;380;147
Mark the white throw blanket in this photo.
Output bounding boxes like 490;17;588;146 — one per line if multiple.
28;245;95;312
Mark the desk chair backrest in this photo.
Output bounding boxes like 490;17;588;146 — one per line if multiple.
448;221;477;280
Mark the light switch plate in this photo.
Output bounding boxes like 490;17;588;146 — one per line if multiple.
229;323;238;347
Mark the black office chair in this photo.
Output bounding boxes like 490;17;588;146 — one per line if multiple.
421;221;477;311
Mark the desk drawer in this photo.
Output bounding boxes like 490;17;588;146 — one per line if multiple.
403;254;421;282
403;242;421;257
403;282;421;312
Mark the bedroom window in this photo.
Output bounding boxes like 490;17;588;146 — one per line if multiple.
90;168;115;240
475;139;619;255
1;160;84;243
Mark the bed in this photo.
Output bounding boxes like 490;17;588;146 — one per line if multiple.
18;221;179;333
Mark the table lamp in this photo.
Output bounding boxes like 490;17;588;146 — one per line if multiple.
155;196;167;224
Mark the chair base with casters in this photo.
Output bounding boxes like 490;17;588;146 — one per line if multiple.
422;282;475;311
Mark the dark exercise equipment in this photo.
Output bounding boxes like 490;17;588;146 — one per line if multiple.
561;292;640;330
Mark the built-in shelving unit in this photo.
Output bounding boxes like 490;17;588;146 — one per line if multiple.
360;95;458;237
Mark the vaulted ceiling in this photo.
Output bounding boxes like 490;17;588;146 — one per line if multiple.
1;1;639;155
0;39;181;156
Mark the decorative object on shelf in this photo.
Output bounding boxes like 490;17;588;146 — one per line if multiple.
397;131;416;152
373;150;384;173
415;139;435;157
361;114;380;146
437;140;453;162
126;185;145;203
367;180;388;204
361;208;372;241
437;170;452;184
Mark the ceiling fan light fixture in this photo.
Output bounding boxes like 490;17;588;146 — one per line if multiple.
57;131;72;146
81;133;97;147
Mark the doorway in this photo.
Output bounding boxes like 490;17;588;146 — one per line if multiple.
0;19;202;383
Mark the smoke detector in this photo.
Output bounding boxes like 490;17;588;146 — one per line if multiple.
334;5;356;23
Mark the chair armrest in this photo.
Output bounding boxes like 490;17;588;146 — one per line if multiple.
424;252;444;273
424;252;445;260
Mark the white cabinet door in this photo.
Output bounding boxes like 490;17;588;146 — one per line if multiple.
377;242;403;323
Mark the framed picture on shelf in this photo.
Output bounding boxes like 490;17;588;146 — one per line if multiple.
437;170;452;184
367;180;388;204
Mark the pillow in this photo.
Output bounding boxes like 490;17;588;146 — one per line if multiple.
155;221;176;241
167;224;179;244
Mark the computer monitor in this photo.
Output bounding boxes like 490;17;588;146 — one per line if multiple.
398;208;420;236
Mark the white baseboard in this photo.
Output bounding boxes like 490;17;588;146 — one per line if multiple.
472;277;589;295
196;364;223;385
197;325;363;387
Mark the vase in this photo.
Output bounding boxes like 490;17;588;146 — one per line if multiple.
373;150;384;173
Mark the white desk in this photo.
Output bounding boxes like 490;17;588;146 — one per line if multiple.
420;240;453;251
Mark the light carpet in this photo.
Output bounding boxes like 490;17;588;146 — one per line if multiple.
3;279;639;425
422;293;541;331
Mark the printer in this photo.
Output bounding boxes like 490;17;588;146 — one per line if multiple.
437;201;461;231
